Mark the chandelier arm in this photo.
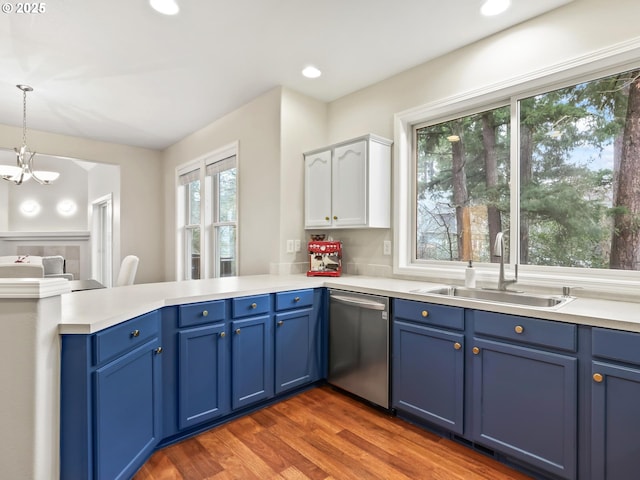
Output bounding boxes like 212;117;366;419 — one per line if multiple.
4;84;58;185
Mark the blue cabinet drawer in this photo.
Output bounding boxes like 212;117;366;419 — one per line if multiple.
592;327;640;366
473;310;576;352
93;311;160;365
275;289;314;311
179;300;226;327
393;299;464;330
232;294;271;318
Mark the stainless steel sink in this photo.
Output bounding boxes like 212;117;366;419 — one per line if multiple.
410;286;573;309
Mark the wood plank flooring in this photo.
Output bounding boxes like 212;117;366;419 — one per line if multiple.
133;386;533;480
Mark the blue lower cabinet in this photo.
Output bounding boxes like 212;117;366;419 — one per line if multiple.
591;361;640;480
94;338;162;480
178;323;229;429
61;311;163;480
231;314;274;410
274;308;314;394
471;337;578;480
60;288;326;478
392;320;464;434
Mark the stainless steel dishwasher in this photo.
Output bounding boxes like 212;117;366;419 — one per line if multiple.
328;289;390;409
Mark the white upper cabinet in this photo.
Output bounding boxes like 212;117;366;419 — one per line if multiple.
304;149;332;228
304;134;392;229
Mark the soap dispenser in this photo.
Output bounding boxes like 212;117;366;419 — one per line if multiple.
465;260;476;288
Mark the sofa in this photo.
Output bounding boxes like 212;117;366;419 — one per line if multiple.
0;255;74;280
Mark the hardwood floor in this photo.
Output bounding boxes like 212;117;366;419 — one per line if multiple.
133;386;533;480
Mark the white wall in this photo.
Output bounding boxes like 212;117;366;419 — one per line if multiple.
0;124;164;283
6;157;88;231
323;0;640;274
0;177;8;230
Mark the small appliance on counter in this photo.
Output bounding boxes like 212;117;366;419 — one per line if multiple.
307;235;342;277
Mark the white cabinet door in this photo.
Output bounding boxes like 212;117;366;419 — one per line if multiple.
332;140;367;227
303;134;391;229
304;149;332;228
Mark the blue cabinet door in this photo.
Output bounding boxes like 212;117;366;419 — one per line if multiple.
392;320;465;434
94;338;162;480
472;337;577;480
231;315;274;410
274;308;314;394
178;323;229;429
591;361;640;480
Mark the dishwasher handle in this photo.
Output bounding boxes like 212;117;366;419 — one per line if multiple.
330;294;387;311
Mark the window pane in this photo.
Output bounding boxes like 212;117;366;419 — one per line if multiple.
519;69;640;270
218;168;237;223
216;225;236;277
187;180;200;225
415;106;510;262
185;227;201;280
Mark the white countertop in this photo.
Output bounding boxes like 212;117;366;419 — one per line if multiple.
58;274;640;334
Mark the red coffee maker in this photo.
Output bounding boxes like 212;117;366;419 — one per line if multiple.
307;236;342;277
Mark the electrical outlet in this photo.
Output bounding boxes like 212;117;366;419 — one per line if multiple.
383;240;392;255
294;239;301;252
286;239;294;253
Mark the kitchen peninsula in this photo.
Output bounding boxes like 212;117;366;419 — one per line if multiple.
2;274;640;480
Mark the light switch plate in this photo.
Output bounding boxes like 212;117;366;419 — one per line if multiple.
383;240;391;255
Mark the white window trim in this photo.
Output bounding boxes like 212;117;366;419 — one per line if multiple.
175;141;239;281
394;38;640;295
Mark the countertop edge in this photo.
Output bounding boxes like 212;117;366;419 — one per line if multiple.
58;274;640;334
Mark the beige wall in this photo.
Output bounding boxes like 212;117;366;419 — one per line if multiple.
0;124;163;283
276;88;328;272
161;88;282;279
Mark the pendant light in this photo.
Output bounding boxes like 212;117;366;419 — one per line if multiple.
0;85;59;185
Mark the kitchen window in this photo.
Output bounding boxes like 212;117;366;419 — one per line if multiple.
396;61;640;289
176;143;239;280
178;169;201;280
206;155;237;277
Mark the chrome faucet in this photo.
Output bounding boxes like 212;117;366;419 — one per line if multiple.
494;231;518;291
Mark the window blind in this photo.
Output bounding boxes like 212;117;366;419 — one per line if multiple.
177;168;200;186
206;155;236;176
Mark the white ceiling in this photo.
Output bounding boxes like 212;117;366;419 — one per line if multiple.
0;0;573;151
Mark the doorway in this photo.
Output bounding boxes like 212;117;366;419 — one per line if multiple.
91;194;113;286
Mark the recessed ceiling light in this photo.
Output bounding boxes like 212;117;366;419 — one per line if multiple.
302;66;322;79
480;0;511;16
150;0;179;15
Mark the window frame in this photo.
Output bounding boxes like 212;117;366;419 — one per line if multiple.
394;46;640;293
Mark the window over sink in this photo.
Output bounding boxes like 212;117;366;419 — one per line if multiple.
396;57;640;290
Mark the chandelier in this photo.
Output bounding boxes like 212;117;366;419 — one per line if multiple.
0;85;59;185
